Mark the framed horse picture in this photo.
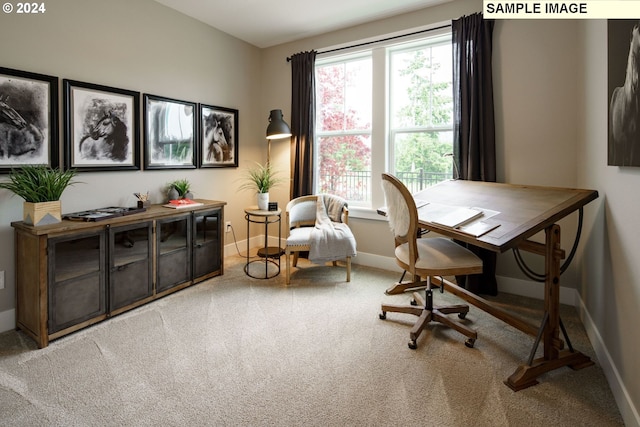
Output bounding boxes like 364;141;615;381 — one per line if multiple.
0;66;59;172
63;79;140;171
143;94;197;170
608;20;640;167
199;104;238;168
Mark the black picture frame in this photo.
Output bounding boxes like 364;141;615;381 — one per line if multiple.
199;104;238;168
144;94;197;170
0;66;58;172
608;20;640;167
63;79;140;172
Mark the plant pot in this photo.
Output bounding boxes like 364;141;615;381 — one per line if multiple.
168;188;179;201
23;201;61;226
257;193;269;210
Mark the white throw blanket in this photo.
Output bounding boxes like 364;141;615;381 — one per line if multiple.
309;195;357;264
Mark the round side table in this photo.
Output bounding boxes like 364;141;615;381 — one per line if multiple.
244;206;282;279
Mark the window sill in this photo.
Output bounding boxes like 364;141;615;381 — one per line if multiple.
348;206;387;221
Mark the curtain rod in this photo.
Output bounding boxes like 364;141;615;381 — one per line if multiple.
286;23;451;62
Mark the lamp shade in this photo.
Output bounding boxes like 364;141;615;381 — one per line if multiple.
266;109;292;140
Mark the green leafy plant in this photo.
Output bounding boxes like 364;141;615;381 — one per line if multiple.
239;162;284;194
168;178;192;197
0;165;79;203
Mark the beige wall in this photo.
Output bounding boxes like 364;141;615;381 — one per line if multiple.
493;19;582;285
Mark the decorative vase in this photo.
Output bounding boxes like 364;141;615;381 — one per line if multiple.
184;191;194;200
257;192;269;210
168;187;179;201
23;200;62;226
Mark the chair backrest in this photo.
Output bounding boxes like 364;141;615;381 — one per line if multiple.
381;173;419;263
286;194;348;229
286;195;318;229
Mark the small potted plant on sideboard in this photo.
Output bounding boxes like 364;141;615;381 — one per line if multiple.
167;178;193;201
0;165;78;226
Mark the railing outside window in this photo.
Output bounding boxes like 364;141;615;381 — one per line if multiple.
319;169;451;202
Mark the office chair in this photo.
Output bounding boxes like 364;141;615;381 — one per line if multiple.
285;194;353;285
379;173;483;349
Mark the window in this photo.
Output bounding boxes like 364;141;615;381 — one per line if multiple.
315;54;372;204
315;29;453;213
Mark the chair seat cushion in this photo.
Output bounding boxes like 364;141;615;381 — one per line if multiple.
287;227;313;247
395;237;483;276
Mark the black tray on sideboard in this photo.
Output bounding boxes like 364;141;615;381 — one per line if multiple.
63;206;146;222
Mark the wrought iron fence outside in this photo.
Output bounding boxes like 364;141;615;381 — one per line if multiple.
319;169;451;202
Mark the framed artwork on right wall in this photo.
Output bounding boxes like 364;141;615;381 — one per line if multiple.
608;19;640;167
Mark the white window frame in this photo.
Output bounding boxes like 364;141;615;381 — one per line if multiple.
314;25;453;220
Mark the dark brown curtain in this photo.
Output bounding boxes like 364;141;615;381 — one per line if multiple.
290;51;317;198
452;13;498;295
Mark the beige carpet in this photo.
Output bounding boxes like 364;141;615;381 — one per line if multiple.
0;255;624;426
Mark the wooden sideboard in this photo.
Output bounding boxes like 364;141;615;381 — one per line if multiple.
11;199;226;348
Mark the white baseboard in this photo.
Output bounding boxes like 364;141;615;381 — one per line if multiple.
0;308;15;333
495;275;577;306
349;251;405;274
224;234;266;258
578;297;640;427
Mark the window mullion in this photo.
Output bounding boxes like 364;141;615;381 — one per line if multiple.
370;47;386;209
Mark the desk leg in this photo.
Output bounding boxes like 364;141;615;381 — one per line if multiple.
505;224;593;391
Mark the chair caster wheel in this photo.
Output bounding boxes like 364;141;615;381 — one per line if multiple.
465;338;475;348
408;340;418;350
458;312;467;319
410;299;417;306
379;312;386;320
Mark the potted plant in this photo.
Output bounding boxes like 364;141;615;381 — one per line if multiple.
0;165;78;226
167;178;193;201
239;162;284;210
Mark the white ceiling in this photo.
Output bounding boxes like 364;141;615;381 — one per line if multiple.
153;0;449;48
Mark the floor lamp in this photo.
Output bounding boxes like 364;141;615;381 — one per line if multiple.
256;109;291;260
266;109;292;164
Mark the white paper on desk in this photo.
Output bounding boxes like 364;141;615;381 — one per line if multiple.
414;199;430;209
431;207;484;228
420;203;500;227
418;202;453;220
457;220;501;237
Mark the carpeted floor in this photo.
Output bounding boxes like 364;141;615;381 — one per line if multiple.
0;255;624;426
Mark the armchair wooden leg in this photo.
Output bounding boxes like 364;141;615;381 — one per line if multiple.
346;256;351;282
285;248;291;285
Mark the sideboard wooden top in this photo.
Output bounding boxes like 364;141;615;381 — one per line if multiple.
11;199;226;236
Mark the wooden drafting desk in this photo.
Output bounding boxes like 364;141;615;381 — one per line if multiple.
388;179;599;391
